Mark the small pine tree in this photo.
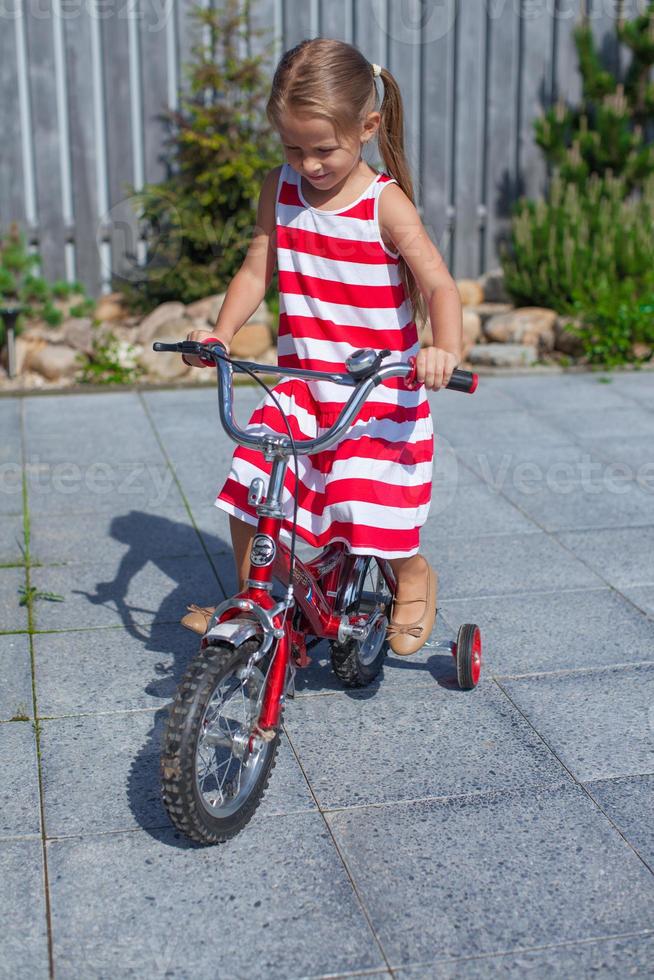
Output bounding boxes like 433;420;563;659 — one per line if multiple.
118;0;281;311
535;2;654;193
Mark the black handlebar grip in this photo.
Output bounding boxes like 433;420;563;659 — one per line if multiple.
446;368;478;394
152;342;180;352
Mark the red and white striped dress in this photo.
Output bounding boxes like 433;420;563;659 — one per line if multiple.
214;162;434;558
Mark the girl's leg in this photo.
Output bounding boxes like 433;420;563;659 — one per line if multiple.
229;514;257;591
181;514;257;633
385;553;438;654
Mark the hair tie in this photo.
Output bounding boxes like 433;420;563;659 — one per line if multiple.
371;63;382;78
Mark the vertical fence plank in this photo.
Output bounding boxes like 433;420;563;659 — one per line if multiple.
100;7;139;288
64;5;101;295
25;7;67;281
386;0;423;207
140;0;173;187
553;0;584;106
484;1;521;272
0;16;27;228
419;0;456;262
452;0;487;277
320;0;350;41
519;1;555;202
282;0;313;49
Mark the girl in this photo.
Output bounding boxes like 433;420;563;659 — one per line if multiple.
182;37;462;656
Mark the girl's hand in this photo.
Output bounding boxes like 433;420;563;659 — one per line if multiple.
183;329;230;369
413;346;460;391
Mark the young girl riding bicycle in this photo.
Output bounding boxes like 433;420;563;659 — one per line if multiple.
182;37;463;656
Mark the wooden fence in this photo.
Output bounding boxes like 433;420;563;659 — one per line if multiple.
0;0;630;297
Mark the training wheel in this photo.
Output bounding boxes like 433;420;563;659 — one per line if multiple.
454;624;482;690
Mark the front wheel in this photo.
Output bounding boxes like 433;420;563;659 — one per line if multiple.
330;556;392;688
160;638;279;844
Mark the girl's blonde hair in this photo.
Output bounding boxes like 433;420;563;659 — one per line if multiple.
266;37;427;327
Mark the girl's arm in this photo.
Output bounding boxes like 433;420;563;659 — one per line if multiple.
379;184;463;390
185;165;282;366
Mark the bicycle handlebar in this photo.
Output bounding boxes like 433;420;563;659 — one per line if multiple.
152;339;478;457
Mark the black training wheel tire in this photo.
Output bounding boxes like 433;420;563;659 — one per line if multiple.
456;623;482;690
160;639;279;845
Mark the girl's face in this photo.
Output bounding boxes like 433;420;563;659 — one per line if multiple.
278;112;378;190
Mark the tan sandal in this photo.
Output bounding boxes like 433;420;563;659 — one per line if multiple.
180;604;217;635
386;557;438;656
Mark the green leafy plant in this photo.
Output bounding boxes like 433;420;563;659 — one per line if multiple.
18;585;65;606
77;326;142;385
535;4;654;193
118;0;281;312
0;223;91;344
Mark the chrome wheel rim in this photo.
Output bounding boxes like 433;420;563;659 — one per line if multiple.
194;663;269;818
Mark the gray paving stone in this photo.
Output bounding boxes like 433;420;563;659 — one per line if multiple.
394;933;654;977
421;531;604;600
0;513;25;564
26;461;183;515
540;405;654;442
327;781;654;967
499;476;654;532
586;773;654;869
30;555;222;632
0;567;28;631
620;584;654;618
556;526;654;588
498;374;638;413
455;442;612;491
0;721;41;839
41;710;316;837
0;445;23;512
0;633;32;721
0;398;21;464
34;623;197;716
434;410;570;451
426;378;524;416
29;506;207;567
0;839;49;977
284;677;569;810
438;587;654;677
501;664;654;782
586;434;654;481
424;479;538;538
47;817;383;978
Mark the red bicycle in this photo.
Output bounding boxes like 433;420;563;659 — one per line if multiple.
153;339;482;844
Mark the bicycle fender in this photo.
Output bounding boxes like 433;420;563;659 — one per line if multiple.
201;617;261;649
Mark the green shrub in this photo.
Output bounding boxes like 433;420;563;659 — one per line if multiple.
501;173;654;366
0;223;92;344
118;0;280;312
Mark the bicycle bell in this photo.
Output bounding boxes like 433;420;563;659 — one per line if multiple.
345;348;391;380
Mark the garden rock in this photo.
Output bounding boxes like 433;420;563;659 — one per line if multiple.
29;344;80;380
137;317;192;379
185;293;225;325
95;293;127;322
479;267;511;303
467;343;539;367
63;317;93;355
2;336;45;375
456;279;484;307
484;307;556;352
137;302;186;343
462;310;482;359
229;321;273;359
469;302;514;327
554;316;586;356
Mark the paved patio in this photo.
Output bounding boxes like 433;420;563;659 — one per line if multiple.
1;369;654;979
